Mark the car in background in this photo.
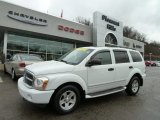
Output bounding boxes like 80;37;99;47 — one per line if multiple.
145;61;151;66
151;61;157;66
4;54;43;80
154;61;160;67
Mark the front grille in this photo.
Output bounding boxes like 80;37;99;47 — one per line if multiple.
24;71;34;87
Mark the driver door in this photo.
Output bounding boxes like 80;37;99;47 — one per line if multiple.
87;50;116;93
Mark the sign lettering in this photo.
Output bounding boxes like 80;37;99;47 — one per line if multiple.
102;15;120;26
7;11;48;26
58;25;84;36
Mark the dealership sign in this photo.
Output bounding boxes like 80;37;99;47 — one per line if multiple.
58;25;84;35
102;15;120;26
7;11;47;26
101;15;120;31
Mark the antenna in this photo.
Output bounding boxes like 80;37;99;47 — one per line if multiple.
61;9;63;18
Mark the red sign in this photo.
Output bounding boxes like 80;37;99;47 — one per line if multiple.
58;25;84;35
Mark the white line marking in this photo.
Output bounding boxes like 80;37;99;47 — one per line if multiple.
0;77;3;83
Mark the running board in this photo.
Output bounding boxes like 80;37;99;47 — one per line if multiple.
86;87;126;99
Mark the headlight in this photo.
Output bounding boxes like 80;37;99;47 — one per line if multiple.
34;77;49;90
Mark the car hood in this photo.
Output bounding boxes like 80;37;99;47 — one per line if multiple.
25;60;74;76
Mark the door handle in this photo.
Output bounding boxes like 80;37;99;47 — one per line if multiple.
108;68;114;71
129;66;133;69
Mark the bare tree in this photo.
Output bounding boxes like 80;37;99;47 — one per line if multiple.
123;26;133;38
75;16;91;26
123;26;146;42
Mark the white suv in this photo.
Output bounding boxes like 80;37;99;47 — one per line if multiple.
18;47;146;114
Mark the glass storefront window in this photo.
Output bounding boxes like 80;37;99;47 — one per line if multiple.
7;34;74;61
29;43;46;53
47;40;62;47
62;43;74;54
8;34;28;43
47;45;62;55
7;41;28;51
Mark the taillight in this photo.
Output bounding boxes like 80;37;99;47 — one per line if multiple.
19;62;26;67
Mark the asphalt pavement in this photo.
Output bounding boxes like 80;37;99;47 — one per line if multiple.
0;67;160;120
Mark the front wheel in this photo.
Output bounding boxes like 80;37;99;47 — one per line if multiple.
125;76;140;96
51;85;80;114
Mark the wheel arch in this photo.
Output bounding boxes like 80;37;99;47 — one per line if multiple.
128;73;143;86
49;82;85;103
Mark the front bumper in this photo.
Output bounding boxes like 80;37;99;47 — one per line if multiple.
18;77;55;104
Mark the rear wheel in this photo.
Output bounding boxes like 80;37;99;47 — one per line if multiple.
11;69;17;81
51;85;80;114
126;76;140;96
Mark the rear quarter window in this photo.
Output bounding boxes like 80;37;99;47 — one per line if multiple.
130;51;142;62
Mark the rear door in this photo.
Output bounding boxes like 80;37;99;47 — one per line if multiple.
113;50;132;86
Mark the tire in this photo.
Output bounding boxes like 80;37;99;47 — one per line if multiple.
11;69;17;81
51;85;81;114
125;76;140;96
4;65;7;74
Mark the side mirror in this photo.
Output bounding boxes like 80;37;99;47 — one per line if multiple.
86;59;101;67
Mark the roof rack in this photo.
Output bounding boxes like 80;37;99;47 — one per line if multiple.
117;46;136;50
105;44;137;50
84;45;137;51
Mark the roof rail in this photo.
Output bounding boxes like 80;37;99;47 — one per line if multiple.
117;46;137;50
105;44;137;50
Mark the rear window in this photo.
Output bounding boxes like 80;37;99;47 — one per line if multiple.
130;51;142;62
114;50;130;64
20;54;43;61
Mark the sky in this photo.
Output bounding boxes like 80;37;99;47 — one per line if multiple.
1;0;160;42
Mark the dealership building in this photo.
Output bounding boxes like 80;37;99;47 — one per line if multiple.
0;1;144;61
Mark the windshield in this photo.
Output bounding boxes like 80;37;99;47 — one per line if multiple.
20;54;43;61
59;48;94;65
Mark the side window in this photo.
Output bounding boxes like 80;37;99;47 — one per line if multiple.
114;51;130;64
92;51;112;65
130;51;142;62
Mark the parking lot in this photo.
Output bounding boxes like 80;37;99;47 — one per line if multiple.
0;66;160;120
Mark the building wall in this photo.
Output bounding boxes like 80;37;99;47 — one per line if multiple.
123;37;144;54
93;11;123;47
0;1;92;43
0;1;145;58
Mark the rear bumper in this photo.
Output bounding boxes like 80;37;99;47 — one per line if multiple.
18;77;54;104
